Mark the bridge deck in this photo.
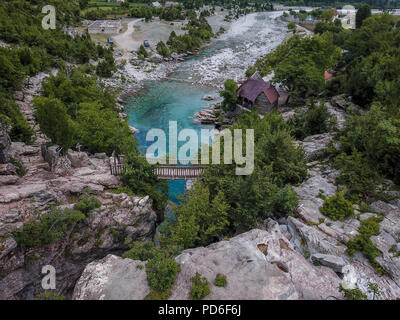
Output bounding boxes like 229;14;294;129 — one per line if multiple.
109;155;204;179
155;166;204;180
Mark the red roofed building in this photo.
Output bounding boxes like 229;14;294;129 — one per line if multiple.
324;70;337;82
236;72;280;114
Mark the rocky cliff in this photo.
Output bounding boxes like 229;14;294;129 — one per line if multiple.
0;72;157;300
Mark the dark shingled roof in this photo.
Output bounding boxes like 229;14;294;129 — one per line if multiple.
236;78;279;104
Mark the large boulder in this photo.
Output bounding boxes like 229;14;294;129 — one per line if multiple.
0;163;17;176
10;142;39;157
297;133;333;160
311;253;346;273
73;255;150;300
41;144;71;176
67;150;92;168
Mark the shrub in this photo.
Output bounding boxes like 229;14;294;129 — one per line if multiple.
138;45;148;58
35;291;65;300
339;285;367;300
272;186;298;218
145;256;181;293
320;191;354;221
214;274;227;287
33;97;76;151
346;217;385;275
122;241;162;261
288;102;331;140
13;208;86;249
156;41;170;57
219;79;238;111
9;157;27;176
287;22;296;32
190;272;210;300
334;151;381;202
73;195;101;215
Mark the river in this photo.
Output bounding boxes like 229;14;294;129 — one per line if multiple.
125;11;288;202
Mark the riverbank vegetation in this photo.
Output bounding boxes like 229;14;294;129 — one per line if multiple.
166;16;214;53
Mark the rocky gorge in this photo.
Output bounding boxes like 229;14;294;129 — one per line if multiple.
2;68;400;301
1;8;400;302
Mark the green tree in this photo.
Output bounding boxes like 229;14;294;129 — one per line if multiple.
287;22;296;33
356;4;371;29
219;79;238;111
33;97;76;151
120;152;168;213
160;184;229;249
76;102;134;155
138;44;148;58
320;8;334;22
156;41;171;57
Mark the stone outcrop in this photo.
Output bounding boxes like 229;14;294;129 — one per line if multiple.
0;140;156;299
67;150;92;169
283;163;400;299
0;190;157;300
297;133;333;160
311;253;346;273
73;255;149;300
331;94;364;115
73;220;345;300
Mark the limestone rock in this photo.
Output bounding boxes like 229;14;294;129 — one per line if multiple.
67;150;92;168
287;217;347;257
293;165;336;224
297;133;333;160
0;192;157;299
0;163;17;176
72;221;344;300
311;253;346;273
73;255;149;300
149;54;163;63
10;142;39;157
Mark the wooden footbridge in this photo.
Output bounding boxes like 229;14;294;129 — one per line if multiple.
109;154;204;180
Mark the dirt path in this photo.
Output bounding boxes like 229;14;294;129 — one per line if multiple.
113;18;143;53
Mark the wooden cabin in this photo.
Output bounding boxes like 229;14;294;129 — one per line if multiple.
236;72;279;114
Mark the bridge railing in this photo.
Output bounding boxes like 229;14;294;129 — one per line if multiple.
109;154;204;179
